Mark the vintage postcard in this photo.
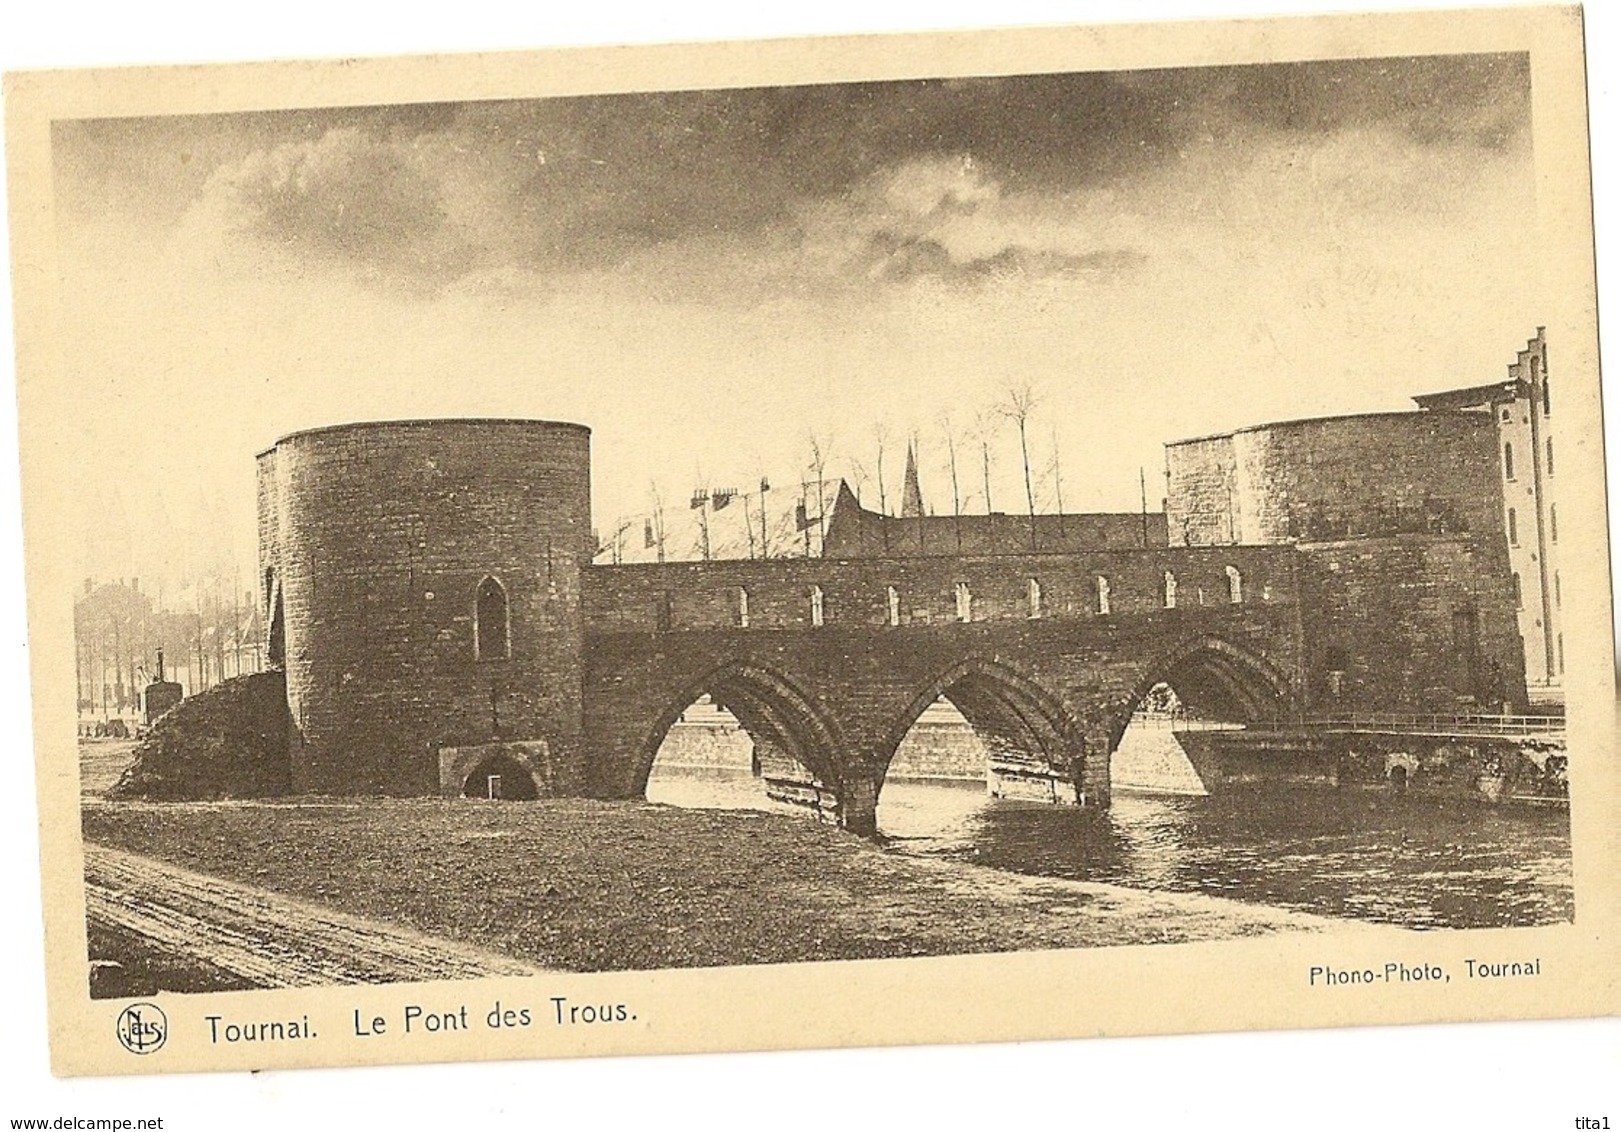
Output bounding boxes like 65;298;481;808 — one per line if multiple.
5;4;1616;1080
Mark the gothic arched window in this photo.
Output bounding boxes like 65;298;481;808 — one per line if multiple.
475;576;510;661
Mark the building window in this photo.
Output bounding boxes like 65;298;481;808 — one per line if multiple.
810;585;825;627
475;576;510;660
1225;565;1243;605
1504;442;1515;481
1546;437;1554;476
887;585;901;627
1452;608;1480;692
1164;570;1177;609
1324;644;1349;699
1511;572;1523;609
737;587;750;628
955;581;973;623
1027;578;1042;620
1095;575;1111;616
1558;633;1565;675
1555;571;1561;608
1551;504;1558;544
1507;507;1518;546
1543;375;1552;415
1500;408;1511;423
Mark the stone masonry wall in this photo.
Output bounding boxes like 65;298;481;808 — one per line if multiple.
1295;535;1527;713
1163;435;1236;546
1167;412;1503;548
258;420;592;795
256;447;281;615
582;546;1302;633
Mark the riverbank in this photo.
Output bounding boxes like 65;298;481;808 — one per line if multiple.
82;797;1368;985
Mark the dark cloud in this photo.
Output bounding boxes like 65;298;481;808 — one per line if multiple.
861;231;1145;286
1163;54;1531;150
204;127;464;276
61;52;1528;292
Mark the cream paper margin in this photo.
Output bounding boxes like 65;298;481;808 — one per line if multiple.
4;4;1616;1078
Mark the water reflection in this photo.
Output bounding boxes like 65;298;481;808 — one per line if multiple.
647;769;1573;931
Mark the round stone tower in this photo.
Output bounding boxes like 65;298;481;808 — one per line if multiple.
256;419;592;796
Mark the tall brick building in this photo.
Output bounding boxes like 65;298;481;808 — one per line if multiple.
1411;329;1561;700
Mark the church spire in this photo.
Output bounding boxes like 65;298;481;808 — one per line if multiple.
901;441;925;518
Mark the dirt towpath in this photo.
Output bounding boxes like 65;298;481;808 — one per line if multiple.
85;843;548;988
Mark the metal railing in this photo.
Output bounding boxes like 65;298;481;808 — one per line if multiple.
1126;712;1248;732
1304;712;1565;737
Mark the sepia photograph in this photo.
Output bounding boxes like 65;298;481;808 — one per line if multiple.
4;0;1617;1116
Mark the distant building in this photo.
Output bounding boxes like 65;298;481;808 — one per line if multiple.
823;481;1167;557
595;479;844;565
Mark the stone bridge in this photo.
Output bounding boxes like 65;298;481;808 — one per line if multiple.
581;547;1304;835
257;420;1526;836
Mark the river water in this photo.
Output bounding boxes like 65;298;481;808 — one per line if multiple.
647;770;1573;930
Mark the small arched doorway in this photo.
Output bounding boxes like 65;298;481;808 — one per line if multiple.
461;753;540;800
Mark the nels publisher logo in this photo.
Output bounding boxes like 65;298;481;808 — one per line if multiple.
115;1002;168;1055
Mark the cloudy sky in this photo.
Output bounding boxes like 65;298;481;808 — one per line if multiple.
51;52;1541;583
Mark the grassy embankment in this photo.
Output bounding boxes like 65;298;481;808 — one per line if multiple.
83;794;1351;975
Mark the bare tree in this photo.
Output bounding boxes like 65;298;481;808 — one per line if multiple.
846;459;871;506
1049;423;1067;540
688;461;714;562
804;428;835;556
754;457;773;558
937;409;965;553
999;381;1041;550
872;421;891;553
648;480;668;564
872;422;890;514
970;408;1000;515
603;517;633;565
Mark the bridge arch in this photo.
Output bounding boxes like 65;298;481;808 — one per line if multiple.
633;660;848;801
878;656;1083;805
1107;634;1296;754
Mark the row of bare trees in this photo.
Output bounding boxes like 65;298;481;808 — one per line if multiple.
74;577;265;719
602;380;1110;562
832;381;1055;520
